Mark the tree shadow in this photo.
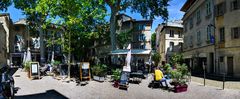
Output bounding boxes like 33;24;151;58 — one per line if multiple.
15;89;69;99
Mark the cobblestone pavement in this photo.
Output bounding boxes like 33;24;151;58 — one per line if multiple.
13;69;240;99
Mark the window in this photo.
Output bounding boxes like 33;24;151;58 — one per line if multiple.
215;2;226;17
184;22;188;32
219;27;225;42
138;34;146;41
197;31;201;45
169;30;174;37
207;26;211;41
220;56;224;62
231;27;240;39
179;42;183;51
206;0;212;16
138;24;146;30
178;31;182;38
189;35;193;47
196;10;201;24
231;0;240;11
189;17;193;29
140;44;146;49
170;42;174;51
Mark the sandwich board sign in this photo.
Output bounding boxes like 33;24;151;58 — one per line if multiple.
79;62;91;81
30;62;40;79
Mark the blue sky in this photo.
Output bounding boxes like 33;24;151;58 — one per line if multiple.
1;0;186;32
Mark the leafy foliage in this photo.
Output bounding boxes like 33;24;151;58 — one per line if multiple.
151;33;156;50
170;63;190;84
162;63;172;75
151;52;161;66
116;29;133;49
112;69;121;81
170;53;183;66
91;64;107;77
0;0;12;11
104;0;170;50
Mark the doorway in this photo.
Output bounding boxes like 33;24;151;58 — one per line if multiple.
227;57;233;76
209;53;214;73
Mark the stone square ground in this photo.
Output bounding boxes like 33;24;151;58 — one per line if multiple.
13;69;240;99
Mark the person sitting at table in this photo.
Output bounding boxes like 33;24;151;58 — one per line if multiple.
154;67;168;88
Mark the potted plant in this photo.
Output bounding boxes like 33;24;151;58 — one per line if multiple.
170;63;190;93
51;61;61;76
91;64;107;82
112;69;121;88
24;62;31;78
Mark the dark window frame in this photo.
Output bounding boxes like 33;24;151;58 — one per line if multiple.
219;27;225;42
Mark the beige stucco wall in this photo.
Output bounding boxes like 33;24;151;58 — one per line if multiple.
0;25;7;66
159;26;183;63
215;0;240;77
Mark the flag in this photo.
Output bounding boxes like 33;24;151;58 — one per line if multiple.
210;35;215;44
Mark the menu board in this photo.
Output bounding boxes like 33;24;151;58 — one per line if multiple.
30;62;40;79
79;62;90;81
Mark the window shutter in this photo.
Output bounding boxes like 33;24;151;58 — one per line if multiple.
231;28;234;39
214;5;218;16
238;27;240;38
238;0;240;9
223;2;226;14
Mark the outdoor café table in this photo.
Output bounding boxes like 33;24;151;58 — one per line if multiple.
130;71;144;83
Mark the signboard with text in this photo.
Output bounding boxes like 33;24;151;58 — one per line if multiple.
30;62;40;79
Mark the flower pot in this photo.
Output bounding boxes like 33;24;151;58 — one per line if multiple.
93;76;105;82
113;81;119;88
174;84;188;93
27;70;30;78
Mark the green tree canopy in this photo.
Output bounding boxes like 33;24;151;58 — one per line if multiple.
151;33;156;50
104;0;170;50
0;0;11;11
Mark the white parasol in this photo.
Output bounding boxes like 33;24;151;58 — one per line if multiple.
22;52;27;64
25;47;32;62
123;44;131;72
51;51;54;64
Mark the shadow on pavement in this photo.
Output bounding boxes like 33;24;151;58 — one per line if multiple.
15;89;69;99
192;73;240;81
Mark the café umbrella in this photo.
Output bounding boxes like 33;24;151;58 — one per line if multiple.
51;51;54;64
22;52;26;64
123;44;131;72
25;47;32;62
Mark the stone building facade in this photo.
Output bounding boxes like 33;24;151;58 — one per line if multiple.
181;0;216;74
214;0;240;77
156;21;183;64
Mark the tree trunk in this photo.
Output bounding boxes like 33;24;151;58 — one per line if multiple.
67;31;71;79
39;24;45;64
110;8;118;51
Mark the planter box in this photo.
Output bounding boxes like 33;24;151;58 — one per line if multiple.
174;84;188;93
93;76;105;82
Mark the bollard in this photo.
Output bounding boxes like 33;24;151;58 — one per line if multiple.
204;69;206;86
223;73;225;90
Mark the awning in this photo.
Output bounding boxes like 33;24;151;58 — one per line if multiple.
111;49;151;55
